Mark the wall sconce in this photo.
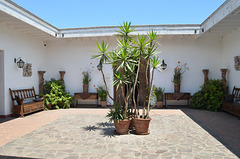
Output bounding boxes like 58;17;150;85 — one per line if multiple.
160;59;167;70
97;62;103;71
14;57;25;68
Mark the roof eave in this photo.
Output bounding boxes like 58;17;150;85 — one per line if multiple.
0;0;58;37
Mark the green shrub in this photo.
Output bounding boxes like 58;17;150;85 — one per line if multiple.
44;78;66;94
97;85;107;101
82;71;91;85
152;86;165;102
106;103;129;122
190;79;224;111
44;79;73;109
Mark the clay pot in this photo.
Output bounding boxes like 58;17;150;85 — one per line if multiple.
174;83;180;93
114;119;130;135
134;118;151;135
100;101;107;107
83;85;89;93
129;115;135;130
157;101;163;108
47;104;52;110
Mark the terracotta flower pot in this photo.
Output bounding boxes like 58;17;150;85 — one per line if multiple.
114;119;130;135
83;85;89;93
129;115;135;130
100;101;107;107
134;118;151;135
174;83;180;93
47;104;52;110
157;101;163;108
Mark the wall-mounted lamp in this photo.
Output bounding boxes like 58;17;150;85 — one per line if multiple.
43;41;47;46
14;57;25;68
160;60;167;70
97;62;103;71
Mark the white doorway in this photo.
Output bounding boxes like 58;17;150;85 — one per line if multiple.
0;50;5;116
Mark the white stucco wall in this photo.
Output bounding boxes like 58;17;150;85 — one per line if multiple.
0;23;46;115
0;24;229;115
222;27;240;93
154;36;223;93
0;50;5;115
45;35;223;105
45;37;116;105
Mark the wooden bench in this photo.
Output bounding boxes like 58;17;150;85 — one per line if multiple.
9;87;45;117
222;86;240;117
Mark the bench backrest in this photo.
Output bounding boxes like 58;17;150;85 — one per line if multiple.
232;86;240;99
9;87;37;101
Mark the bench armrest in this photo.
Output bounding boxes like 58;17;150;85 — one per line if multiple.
35;94;46;98
224;94;233;102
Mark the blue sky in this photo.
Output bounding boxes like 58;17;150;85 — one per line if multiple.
12;0;226;29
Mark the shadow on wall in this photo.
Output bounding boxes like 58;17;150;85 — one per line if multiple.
181;108;240;158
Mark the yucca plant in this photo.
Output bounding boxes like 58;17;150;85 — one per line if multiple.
93;22;162;121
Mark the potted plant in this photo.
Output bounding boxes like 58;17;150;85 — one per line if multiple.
172;61;189;93
82;71;91;93
93;22;162;135
97;85;107;107
153;86;165;108
106;104;130;135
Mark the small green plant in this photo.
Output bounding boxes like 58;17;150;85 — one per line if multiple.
97;85;107;101
106;103;129;123
172;61;189;84
152;86;165;102
44;80;74;109
190;79;224;111
82;71;91;85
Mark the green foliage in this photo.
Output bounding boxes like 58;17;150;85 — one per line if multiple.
44;78;66;94
106;103;129;123
172;62;189;84
82;71;91;85
92;41;110;64
97;85;107;101
93;21;162;119
173;70;182;84
190;79;224;111
152;86;165;102
45;80;73;109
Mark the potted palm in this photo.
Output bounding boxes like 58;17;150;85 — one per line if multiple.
106;104;130;135
82;71;91;93
97;85;107;107
153;86;165;108
93;22;163;135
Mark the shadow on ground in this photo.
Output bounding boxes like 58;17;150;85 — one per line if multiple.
0;117;15;124
82;122;117;138
181;108;240;158
0;155;38;159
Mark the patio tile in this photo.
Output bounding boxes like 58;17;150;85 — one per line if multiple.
0;108;239;158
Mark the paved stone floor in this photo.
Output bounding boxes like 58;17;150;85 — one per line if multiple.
0;108;239;159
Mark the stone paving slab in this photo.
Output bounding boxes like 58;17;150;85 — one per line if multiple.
0;109;183;146
0;112;238;159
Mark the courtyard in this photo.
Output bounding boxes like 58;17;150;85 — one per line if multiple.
0;108;239;159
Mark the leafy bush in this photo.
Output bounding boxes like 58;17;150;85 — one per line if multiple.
97;85;107;101
82;71;91;85
190;79;224;111
106;103;129;122
44;79;73;109
152;86;165;102
44;78;66;94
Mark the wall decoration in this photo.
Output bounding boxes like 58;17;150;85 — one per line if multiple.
234;56;240;71
23;63;32;77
